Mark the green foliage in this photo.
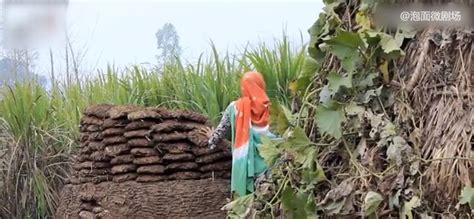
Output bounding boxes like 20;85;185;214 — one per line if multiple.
315;105;345;139
458;186;474;209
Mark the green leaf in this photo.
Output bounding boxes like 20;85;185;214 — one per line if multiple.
325;30;364;74
315;105;345;139
222;194;254;218
301;165;326;186
270;102;290;134
288;127;312;148
459;186;474;209
363;191;383;216
402;196;421;219
259;137;280;166
326;29;365;49
281;186;308;219
327;72;352;92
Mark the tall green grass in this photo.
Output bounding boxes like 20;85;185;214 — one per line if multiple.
0;36;305;218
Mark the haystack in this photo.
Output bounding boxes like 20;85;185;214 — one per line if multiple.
396;28;473;210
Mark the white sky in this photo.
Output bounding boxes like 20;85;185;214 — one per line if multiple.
3;0;324;77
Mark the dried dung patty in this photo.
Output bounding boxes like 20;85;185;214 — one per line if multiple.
80;116;104;126
201;171;231;179
79;146;93;155
75;154;91;162
110;154;134;165
86;125;101;132
112;173;138;183
84;104;114;118
78;168;111;177
103;136;128;145
156;142;192;154
88;141;105;151
111;164;137;174
105;144;130;156
151;120;203;133
90;151;111;162
136;165;165;174
131;148;159;157
132;156;162;165
124;129;150;139
165;162;198;172
168;171;201;180
103;127;125;137
199;161;232;172
153;132;188;142
160;109;208;123
78;175;111;184
80;133;89;142
125;120;156;131
128;138;154;147
127;110;161;121
135;174;167;182
108;105;140;119
162;153;195;162
191;147;220;156
187;130;208;147
73;161;111;170
88;132;104;141
103;118;129;129
196;151;231;164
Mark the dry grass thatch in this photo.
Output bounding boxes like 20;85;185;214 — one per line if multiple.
396;27;473;210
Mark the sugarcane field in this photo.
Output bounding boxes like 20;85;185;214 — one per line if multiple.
0;0;472;218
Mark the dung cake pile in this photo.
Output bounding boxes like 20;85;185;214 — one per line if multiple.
70;104;114;184
68;104;232;185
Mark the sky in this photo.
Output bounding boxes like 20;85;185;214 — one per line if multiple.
2;0;324;77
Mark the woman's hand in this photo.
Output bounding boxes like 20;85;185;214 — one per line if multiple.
198;126;214;139
199;127;217;149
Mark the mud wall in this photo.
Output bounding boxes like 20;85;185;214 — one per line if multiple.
56;104;231;218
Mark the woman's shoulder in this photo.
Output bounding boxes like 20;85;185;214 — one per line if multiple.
226;101;236;109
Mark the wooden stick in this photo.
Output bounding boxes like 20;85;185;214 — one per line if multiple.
406;30;432;92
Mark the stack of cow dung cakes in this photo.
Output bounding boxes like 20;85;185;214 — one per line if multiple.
71;104;114;184
187;128;232;179
127;107;166;182
151;109;232;180
103;105;139;183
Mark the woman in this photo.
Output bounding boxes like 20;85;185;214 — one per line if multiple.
200;71;278;198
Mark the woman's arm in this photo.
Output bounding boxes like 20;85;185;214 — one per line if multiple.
208;109;231;149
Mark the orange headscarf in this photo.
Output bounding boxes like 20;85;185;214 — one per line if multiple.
234;71;270;148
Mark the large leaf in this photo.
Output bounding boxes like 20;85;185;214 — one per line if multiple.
315;105;345;139
270;101;291;134
363;191;383;216
458;186;474;209
259;137;280;166
287;126;313;148
325;30;365;73
327;72;352;93
281;186;309;219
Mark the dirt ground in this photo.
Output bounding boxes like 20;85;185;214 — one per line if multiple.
56;179;230;219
